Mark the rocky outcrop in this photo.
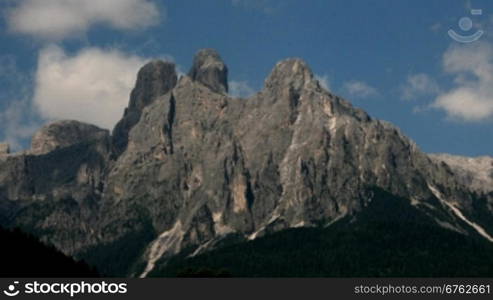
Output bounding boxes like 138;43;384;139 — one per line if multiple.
112;60;178;156
97;52;493;277
188;49;228;94
0;49;492;277
429;154;493;194
31;120;109;155
0;143;9;156
0;120;110;253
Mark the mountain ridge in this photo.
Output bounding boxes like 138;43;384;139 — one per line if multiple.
1;49;492;277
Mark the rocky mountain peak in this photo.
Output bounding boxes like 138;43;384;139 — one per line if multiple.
2;49;493;278
129;60;178;112
112;60;178;156
31;120;109;155
188;48;228;94
264;58;316;92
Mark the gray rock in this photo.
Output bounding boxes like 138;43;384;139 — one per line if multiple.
128;60;178;112
0;143;10;155
0;120;110;254
31;120;109;155
264;58;317;92
1;49;492;277
429;153;493;194
188;49;228;94
112;60;177;156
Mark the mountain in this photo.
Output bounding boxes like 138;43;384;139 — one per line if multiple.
429;154;493;194
153;189;493;277
1;49;492;277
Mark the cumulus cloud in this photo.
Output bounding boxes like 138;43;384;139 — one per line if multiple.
343;80;378;99
7;0;160;40
34;45;148;129
432;42;493;122
0;99;40;151
315;74;331;91
0;55;40;151
401;73;440;100
229;80;256;98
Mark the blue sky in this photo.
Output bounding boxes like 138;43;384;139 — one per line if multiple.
1;0;493;156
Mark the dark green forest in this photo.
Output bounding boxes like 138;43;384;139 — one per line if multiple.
3;189;493;278
150;189;493;277
0;227;97;277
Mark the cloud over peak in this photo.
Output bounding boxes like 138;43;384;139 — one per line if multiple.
401;73;440;101
34;45;147;129
343;80;378;99
8;0;160;40
315;74;331;91
432;42;493;122
229;80;256;98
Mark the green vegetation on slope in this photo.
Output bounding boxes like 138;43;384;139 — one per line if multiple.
0;227;98;277
151;189;493;277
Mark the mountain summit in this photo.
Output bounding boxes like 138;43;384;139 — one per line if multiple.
188;48;228;94
1;49;492;277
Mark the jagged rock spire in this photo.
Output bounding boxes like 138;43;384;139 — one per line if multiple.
112;60;178;156
188;49;228;94
5;49;493;279
264;58;316;92
129;60;178;111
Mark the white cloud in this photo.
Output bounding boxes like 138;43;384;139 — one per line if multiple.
315;74;330;91
0;55;40;151
7;0;160;40
0;98;40;151
401;73;440;100
33;45;148;129
229;80;256;98
431;42;493;122
343;80;378;99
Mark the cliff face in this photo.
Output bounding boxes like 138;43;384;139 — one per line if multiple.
0;120;110;254
1;49;492;277
0;143;10;156
112;60;178;156
429;154;493;194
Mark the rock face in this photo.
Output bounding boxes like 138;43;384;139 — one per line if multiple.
429;154;493;194
188;49;228;94
1;49;492;277
0;143;9;156
31;120;109;155
0;119;110;254
112;60;178;156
